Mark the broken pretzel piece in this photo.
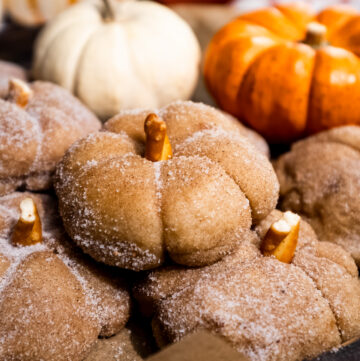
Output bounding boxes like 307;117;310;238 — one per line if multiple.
260;211;300;263
12;198;42;247
8;78;33;108
144;113;173;162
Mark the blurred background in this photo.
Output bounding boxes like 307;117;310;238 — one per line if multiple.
1;0;359;118
2;0;359;64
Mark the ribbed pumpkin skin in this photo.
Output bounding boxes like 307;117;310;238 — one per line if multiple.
204;3;360;143
32;1;200;120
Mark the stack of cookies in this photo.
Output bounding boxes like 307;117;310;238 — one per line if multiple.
2;1;360;360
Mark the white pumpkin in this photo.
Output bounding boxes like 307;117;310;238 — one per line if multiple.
5;0;86;26
32;0;201;119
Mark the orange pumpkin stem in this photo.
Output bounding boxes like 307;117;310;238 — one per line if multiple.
303;22;327;48
260;211;300;264
144;113;173;162
8;78;33;108
12;198;42;247
103;0;115;21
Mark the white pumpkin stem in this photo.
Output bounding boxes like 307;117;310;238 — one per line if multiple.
103;0;115;21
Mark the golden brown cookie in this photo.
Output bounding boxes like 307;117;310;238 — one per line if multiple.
55;101;279;270
134;211;360;361
0;192;130;361
0;79;101;196
275;125;360;264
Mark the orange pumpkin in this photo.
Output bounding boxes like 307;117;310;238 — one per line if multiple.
204;2;360;142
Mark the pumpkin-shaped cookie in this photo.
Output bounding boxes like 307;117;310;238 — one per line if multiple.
134;210;360;361
0;192;130;361
0;78;101;196
204;2;360;142
32;0;201;119
275;125;360;265
55;101;279;271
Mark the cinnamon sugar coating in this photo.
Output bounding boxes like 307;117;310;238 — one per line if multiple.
55;101;279;270
134;211;360;361
0;80;101;196
0;192;130;361
275;125;360;264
